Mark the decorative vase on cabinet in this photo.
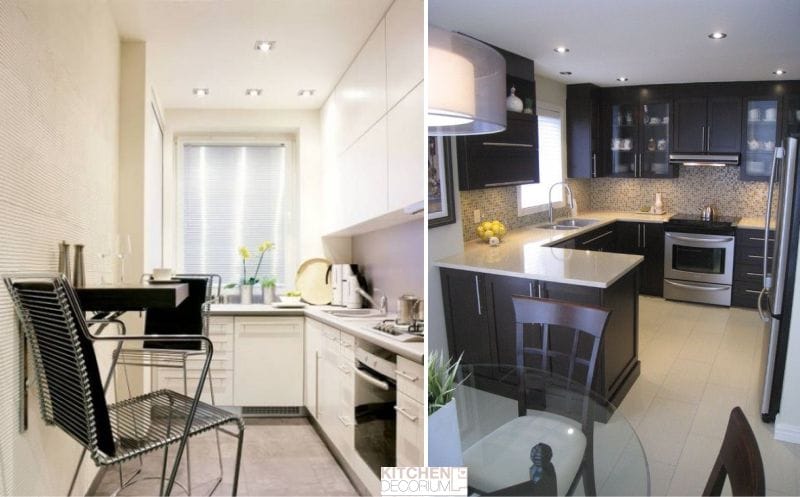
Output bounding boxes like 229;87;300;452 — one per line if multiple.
506;86;524;112
240;284;253;305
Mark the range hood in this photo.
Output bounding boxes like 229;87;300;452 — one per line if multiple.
669;154;740;167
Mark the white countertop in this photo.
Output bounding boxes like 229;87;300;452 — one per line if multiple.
435;211;674;288
737;216;774;230
208;304;424;363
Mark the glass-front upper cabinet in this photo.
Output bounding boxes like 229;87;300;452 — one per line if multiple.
741;98;780;181
607;103;638;177
639;102;674;178
784;93;800;141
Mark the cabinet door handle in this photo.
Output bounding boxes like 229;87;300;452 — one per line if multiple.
637;224;641;248
337;364;351;374
528;282;533;297
484;180;530;187
748;254;773;260
474;275;482;315
745;289;763;295
701;125;706;151
643;224;646;249
592;153;597;177
746;272;765;277
394;369;419;382
537;283;544;298
481;142;534;148
337;415;354;427
581;230;614;246
394;405;419;422
748;237;774;242
707;126;711;150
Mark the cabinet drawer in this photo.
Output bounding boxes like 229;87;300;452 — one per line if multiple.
340;332;356;360
395;392;424;467
733;262;766;285
736;249;774;268
155;368;234;406
736;229;775;249
732;286;761;309
395;356;423;401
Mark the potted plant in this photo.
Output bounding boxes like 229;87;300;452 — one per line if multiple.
237;241;275;304
261;277;277;304
428;350;466;467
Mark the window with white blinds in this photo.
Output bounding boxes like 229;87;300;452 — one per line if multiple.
180;144;292;287
519;105;565;213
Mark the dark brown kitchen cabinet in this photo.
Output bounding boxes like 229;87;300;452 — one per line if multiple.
603;98;676;178
456;46;539;190
567;84;603;178
440;267;640;407
732;228;774;308
457;112;539;190
673;96;742;154
574;224;617;252
439;269;494;365
615;221;664;296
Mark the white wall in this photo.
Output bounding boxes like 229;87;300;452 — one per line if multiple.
162;108;330;269
775;250;800;443
0;1;120;494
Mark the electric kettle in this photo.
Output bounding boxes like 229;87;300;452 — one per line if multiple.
700;205;715;221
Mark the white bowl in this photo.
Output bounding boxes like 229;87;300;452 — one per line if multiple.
280;295;302;304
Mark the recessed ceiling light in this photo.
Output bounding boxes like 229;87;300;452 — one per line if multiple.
617;76;628;82
193;88;209;97
708;32;727;39
559;71;572;75
554;46;570;54
245;88;262;97
254;40;275;52
297;89;316;97
774;69;787;76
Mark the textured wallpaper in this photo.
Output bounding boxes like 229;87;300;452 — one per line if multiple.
459;166;767;241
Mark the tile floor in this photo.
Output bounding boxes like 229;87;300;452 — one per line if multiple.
91;418;357;496
619;296;800;496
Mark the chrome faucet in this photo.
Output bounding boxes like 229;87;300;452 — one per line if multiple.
548;182;575;224
356;287;388;315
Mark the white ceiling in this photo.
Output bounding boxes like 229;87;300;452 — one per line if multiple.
429;0;800;87
109;0;393;110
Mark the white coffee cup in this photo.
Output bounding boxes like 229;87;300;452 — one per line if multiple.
152;268;174;281
622;138;632;150
764;108;777;121
748;108;761;121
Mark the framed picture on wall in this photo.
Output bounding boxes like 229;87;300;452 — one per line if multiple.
428;136;456;228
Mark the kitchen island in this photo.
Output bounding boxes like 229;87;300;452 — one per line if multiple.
435;213;654;406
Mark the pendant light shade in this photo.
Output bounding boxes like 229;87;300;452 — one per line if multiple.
428;26;506;136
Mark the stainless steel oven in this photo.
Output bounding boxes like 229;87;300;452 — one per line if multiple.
664;231;735;305
354;345;396;476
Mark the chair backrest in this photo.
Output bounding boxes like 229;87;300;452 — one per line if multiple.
143;275;211;350
3;274;116;460
702;406;765;496
512;296;611;417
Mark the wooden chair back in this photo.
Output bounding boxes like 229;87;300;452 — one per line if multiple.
702;406;765;496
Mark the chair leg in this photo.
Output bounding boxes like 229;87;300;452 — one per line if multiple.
231;424;245;497
182;360;193;495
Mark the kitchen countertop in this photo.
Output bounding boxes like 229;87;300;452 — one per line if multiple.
737;216;774;230
435;211;663;288
208;304;424;363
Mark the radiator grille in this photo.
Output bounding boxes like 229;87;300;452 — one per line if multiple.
241;406;302;417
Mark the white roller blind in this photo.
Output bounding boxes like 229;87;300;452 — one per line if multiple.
519;106;564;211
181;144;289;286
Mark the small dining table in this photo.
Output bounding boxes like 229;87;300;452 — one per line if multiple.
448;364;650;496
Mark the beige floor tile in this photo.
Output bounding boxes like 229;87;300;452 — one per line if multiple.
679;329;724;364
647;460;676;496
666;433;720;496
618;375;660;427
657;358;711;405
636;397;697;466
690;384;752;439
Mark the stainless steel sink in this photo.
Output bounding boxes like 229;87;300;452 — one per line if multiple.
556;218;599;227
536;223;580;230
324;309;386;318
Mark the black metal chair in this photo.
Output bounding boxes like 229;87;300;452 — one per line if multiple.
462;296;611;496
3;273;244;496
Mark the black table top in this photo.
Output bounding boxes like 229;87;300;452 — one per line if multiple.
75;282;189;311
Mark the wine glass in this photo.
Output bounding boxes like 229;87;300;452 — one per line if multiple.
115;234;132;284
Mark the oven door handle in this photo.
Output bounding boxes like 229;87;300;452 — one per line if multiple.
664;280;729;291
355;366;391;391
665;232;734;244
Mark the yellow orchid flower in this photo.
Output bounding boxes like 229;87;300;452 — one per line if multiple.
258;241;275;253
238;246;251;260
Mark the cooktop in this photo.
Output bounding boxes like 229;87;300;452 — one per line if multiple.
665;214;741;234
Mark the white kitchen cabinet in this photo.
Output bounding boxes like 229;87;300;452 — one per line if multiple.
318;326;342;442
341;118;388;228
395;391;424;467
387;83;424;211
304;318;323;419
151;316;234;405
338;20;387;152
386;0;424;109
233;316;304;406
395;355;424;401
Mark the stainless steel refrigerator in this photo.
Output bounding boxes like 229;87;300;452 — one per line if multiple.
760;136;800;422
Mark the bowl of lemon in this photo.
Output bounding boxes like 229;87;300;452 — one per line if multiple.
476;220;507;243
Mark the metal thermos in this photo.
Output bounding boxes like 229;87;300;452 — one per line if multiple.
57;241;71;281
72;244;85;288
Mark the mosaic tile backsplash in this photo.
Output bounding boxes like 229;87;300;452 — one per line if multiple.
460;167;767;241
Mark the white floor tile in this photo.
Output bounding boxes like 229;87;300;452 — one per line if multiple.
666;433;720;496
